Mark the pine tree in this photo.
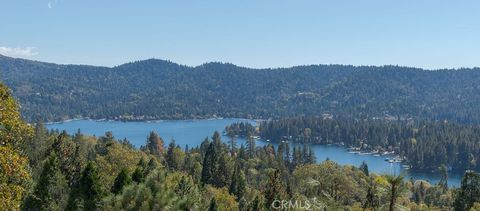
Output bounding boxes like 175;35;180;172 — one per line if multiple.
249;196;262;211
145;131;164;156
111;168;132;194
144;158;158;176
363;177;379;210
201;142;219;186
215;153;232;187
208;197;218;211
166;139;177;170
302;144;308;164
238;145;247;160
360;161;369;176
263;169;286;209
132;167;145;183
454;171;480;211
246;136;256;158
229;162;246;200
200;137;210;159
385;174;405;211
277;142;285;162
229;136;237;156
212;131;222;146
66;162;103;210
438;164;448;191
292;146;302;168
23;152;69;210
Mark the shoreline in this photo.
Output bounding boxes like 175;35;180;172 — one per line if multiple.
45;117;264;125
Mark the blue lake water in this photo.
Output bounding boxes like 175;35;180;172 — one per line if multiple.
46;118;462;187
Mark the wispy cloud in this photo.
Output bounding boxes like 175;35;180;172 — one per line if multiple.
0;46;39;58
47;0;63;9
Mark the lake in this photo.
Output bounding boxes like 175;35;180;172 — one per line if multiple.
47;118;463;187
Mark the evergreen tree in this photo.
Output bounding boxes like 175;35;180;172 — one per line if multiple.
249;196;263;211
144;131;164;156
229;136;237;156
302;144;308;164
385;174;405;211
23;153;69;210
144;158;158;176
263;169;286;209
212;131;222;146
438;164;448;191
238;145;247;160
111;168;132;194
66;162;103;211
215;153;232;187
166;139;177;170
201;142;219;186
229;162;246;200
454;171;480;211
307;146;316;164
363;177;379;210
131;167;145;183
292;146;302;168
200;137;210;159
276;142;285;162
360;161;369;176
246;136;255;158
174;175;200;209
208;197;218;211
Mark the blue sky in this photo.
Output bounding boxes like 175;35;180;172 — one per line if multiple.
1;0;479;69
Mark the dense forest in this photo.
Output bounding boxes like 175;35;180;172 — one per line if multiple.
2;54;480;123
226;117;480;172
3;82;480;210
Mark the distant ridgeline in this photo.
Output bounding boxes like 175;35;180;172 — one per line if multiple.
226;117;480;172
1;54;480;123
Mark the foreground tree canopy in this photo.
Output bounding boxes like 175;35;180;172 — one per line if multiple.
0;83;32;209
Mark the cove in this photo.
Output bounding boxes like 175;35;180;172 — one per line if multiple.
46;118;462;187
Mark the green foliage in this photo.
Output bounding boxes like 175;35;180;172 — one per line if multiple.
208;197;218;211
384;174;406;211
0;83;32;209
131;167;145;184
201;141;220;187
23;152;69;210
229;162;247;200
5;55;480;124
111;168;132;195
263;169;287;209
66;162;103;210
9;119;476;211
233;117;480;172
165;139;184;171
360;161;369;176
454;172;480;211
103;169;189;210
142;131;164;157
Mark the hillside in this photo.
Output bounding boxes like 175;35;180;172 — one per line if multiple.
1;54;480;123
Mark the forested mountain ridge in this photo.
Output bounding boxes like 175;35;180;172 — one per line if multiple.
1;54;480;123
